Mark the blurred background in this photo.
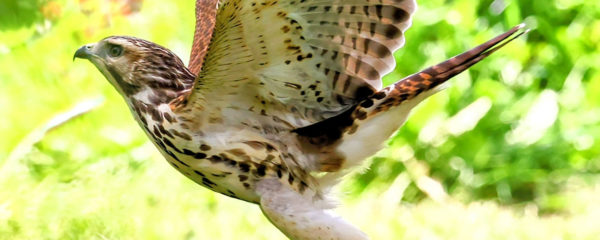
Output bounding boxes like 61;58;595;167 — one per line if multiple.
1;0;599;239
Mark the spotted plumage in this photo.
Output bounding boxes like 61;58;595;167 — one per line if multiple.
74;0;526;239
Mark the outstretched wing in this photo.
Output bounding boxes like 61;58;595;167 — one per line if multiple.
186;0;417;123
188;0;219;75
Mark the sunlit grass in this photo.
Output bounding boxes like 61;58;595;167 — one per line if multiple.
2;139;599;239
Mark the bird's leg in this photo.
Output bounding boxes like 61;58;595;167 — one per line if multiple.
257;179;369;240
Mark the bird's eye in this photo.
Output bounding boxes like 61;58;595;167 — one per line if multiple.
108;45;123;57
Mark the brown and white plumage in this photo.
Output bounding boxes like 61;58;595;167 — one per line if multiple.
75;0;526;239
187;0;416;122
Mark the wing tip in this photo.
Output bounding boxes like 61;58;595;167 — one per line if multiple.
375;23;528;108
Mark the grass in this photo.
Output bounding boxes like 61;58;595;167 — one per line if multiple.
2;142;599;239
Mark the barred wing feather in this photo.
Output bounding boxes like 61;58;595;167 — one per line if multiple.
187;0;417;122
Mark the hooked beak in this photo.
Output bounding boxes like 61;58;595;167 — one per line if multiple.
73;44;95;61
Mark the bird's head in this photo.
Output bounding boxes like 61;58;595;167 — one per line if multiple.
74;36;195;103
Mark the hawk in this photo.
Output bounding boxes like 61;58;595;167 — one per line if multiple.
74;0;526;239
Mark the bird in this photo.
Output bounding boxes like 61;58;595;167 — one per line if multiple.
74;0;527;239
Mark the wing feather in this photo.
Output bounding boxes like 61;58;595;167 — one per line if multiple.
186;0;417;123
188;0;220;75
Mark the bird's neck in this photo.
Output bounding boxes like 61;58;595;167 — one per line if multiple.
128;86;182;105
122;65;197;129
123;84;190;126
125;64;196;104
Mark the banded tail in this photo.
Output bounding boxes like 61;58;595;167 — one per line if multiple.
295;24;528;173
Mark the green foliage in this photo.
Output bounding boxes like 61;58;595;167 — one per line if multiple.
353;0;600;207
0;0;599;239
0;0;47;30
